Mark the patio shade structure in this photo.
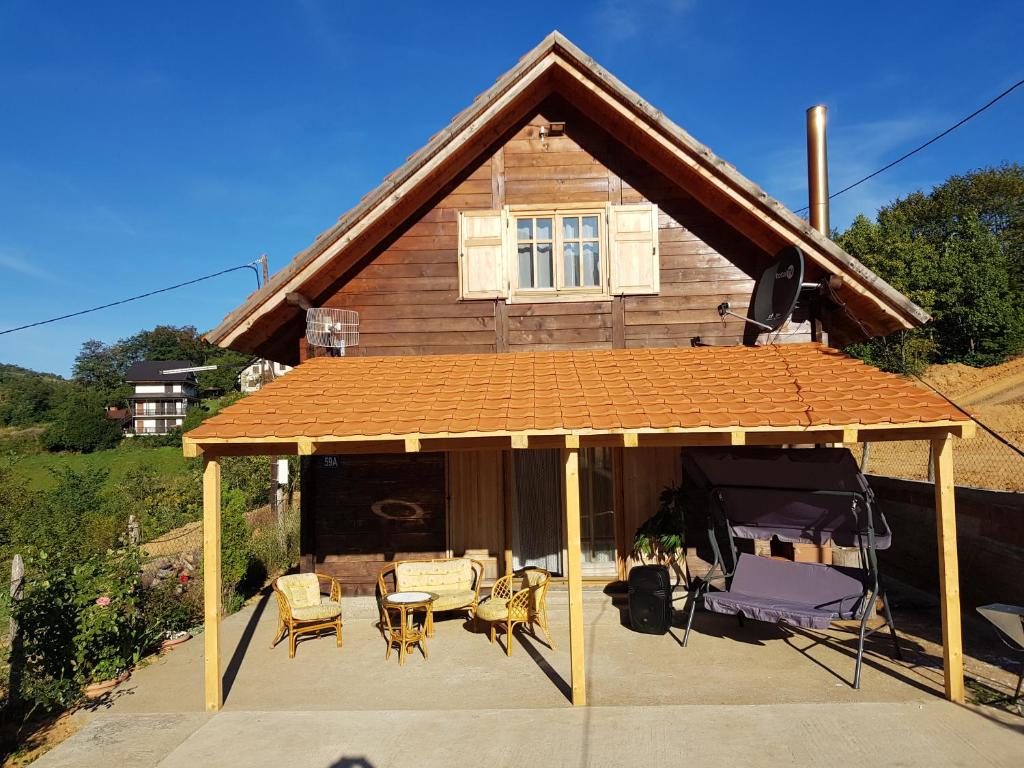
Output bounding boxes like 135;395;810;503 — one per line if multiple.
184;343;975;710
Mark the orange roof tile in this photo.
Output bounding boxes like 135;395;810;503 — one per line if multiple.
186;344;970;444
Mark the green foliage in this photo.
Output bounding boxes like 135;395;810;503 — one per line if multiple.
632;484;686;562
198;350;252;392
71;325;250;403
10;466;115;559
39;386;123;453
219;489;253;613
140;577;200;636
103;465;201;543
10;548;156;712
0;372;71;427
837;165;1024;373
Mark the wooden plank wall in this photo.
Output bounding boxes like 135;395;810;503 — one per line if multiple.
447;450;505;558
309;95;808;360
620;447;684;570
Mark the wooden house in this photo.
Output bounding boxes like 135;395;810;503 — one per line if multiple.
190;33;972;708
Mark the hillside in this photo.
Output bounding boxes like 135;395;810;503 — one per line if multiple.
861;356;1024;491
9;445;190;491
0;362;65;383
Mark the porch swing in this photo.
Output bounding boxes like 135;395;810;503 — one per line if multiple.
681;446;902;689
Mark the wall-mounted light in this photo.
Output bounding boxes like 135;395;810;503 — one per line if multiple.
538;121;566;139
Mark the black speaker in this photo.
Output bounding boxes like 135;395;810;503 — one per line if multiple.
628;565;672;634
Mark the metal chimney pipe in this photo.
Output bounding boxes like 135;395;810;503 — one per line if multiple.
806;105;830;237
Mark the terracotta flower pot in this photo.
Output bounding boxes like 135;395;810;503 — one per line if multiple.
83;671;130;700
160;631;192;651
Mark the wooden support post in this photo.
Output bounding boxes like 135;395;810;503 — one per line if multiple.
932;436;964;703
562;447;586;706
203;456;223;712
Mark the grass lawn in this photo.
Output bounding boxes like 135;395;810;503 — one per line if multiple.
10;445;193;491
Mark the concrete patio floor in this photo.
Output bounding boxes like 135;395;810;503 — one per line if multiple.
33;589;1024;766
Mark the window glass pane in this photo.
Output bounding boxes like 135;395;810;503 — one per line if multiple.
582;242;601;287
536;217;552;241
516;218;533;241
582;215;599;239
517;244;534;288
563;242;580;287
563;216;580;240
537;243;553;288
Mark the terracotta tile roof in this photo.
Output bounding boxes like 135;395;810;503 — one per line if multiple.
186;344;970;445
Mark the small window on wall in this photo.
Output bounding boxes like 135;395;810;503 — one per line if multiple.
458;202;659;302
512;208;606;298
516;216;554;289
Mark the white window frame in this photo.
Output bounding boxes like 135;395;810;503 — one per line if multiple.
508;204;608;302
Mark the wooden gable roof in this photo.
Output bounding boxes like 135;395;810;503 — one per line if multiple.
205;31;929;360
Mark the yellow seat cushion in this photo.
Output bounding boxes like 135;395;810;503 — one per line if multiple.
277;573;322;609
396;559;474;593
291;598;343;622
475;598;510;622
430;589;477;612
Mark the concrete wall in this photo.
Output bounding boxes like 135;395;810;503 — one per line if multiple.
868;475;1024;610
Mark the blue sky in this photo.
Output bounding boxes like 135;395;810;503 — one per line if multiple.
1;1;1021;376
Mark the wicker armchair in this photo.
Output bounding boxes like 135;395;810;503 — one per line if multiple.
476;568;555;655
271;572;343;658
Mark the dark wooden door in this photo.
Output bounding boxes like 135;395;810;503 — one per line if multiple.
308;453;447;592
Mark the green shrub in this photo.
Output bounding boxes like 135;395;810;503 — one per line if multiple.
10;548;156;713
141;578;199;636
219;489;253;613
39;387;122;453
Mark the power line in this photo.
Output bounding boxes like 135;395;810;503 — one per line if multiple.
913;375;1024;459
0;261;263;336
795;76;1024;214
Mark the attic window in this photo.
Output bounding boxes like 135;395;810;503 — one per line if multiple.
458;203;660;302
513;208;604;297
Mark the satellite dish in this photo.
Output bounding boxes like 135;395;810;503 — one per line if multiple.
306;308;359;354
717;245;806;344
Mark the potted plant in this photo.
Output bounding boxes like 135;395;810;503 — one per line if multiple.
632;484;688;586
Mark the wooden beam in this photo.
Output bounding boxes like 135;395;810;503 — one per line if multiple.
730;431;746;446
285;291;313;310
565;434;580;449
511;434;529;450
202;457;223;712
842;428;858;445
562;446;586;706
622;432;639;448
932;436;964;703
297;438;315;456
404;436;421;453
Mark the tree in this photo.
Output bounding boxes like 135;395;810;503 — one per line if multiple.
40;387;123;453
837;165;1024;373
0;373;71;426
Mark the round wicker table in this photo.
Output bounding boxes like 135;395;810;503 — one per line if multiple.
382;591;437;665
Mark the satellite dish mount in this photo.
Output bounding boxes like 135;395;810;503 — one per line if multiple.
715;245;821;346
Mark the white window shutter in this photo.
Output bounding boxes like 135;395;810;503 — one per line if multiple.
608;203;660;295
458;209;508;299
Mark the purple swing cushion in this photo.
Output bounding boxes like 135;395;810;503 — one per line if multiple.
703;553;866;630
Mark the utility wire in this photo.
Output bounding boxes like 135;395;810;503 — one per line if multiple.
795;76;1024;214
0;261;263;336
912;375;1024;459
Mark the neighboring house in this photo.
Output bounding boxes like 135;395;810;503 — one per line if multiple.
195;33;941;594
104;406;132;433
125;360;199;435
238;358;292;393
